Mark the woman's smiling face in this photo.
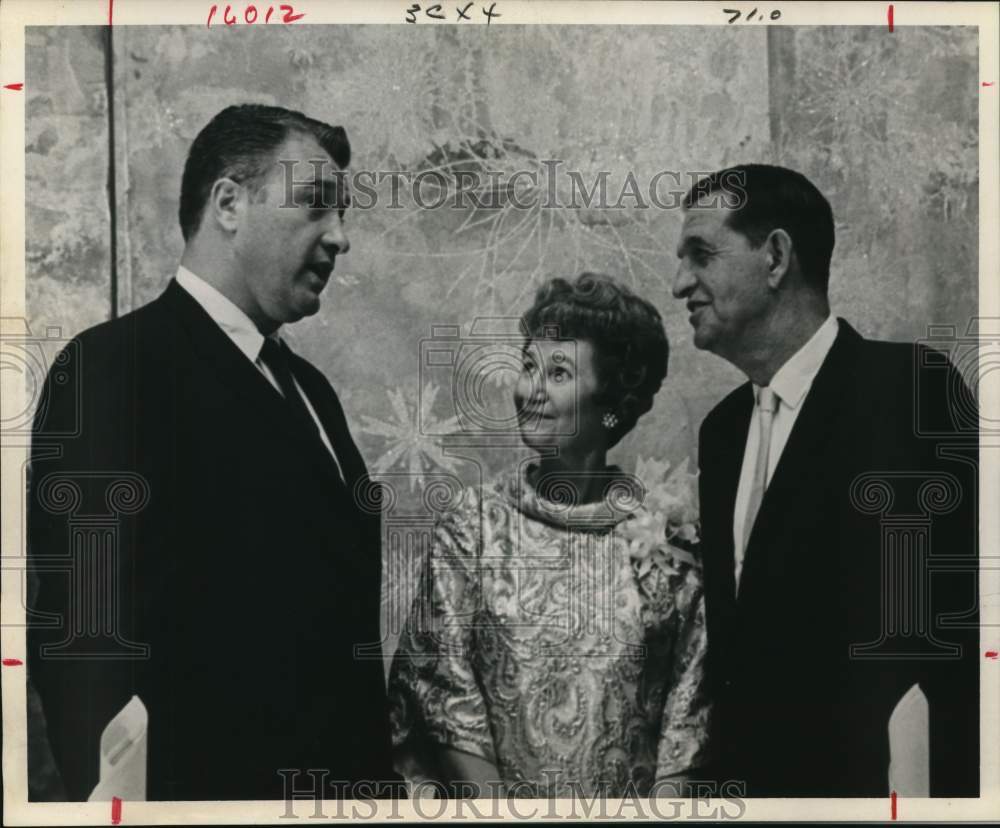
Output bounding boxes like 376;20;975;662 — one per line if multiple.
514;338;608;458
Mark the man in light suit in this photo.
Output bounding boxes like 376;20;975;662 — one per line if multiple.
673;164;979;797
28;104;395;800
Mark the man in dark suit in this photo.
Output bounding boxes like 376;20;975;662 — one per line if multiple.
28;104;395;800
673;164;979;797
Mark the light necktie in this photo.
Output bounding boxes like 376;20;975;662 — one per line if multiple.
738;386;777;585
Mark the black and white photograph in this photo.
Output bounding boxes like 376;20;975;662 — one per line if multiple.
1;0;996;822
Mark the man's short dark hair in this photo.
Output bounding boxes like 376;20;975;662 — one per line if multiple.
178;104;350;241
683;164;835;291
521;272;669;449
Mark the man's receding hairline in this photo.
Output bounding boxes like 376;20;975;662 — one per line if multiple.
251;131;343;192
690;199;772;233
680;201;737;231
269;130;345;177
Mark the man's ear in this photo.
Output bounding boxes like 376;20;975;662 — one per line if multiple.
207;178;245;234
763;228;793;289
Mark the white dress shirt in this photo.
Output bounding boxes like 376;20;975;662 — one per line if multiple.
175;266;344;480
732;315;839;582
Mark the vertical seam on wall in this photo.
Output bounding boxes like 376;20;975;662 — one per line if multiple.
104;25;118;319
766;27;796;156
113;27;133;315
766;27;779;150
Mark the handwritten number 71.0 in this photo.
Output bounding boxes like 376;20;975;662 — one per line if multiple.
724;8;782;23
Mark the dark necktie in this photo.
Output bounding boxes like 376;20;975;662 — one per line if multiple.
258;338;343;481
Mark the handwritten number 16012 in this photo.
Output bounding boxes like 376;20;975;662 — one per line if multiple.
724;8;782;23
206;3;305;26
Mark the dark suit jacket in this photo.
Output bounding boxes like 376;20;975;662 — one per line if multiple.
27;279;395;800
698;319;979;797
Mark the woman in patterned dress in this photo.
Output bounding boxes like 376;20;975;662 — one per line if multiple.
388;273;710;797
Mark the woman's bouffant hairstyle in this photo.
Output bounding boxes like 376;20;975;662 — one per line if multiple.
520;273;669;448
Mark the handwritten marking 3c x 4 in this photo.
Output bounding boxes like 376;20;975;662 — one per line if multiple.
405;3;502;24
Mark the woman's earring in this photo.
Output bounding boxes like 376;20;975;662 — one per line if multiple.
602;411;619;430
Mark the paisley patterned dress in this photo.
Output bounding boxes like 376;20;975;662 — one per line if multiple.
387;465;711;796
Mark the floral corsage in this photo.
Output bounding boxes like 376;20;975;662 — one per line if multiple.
619;457;701;594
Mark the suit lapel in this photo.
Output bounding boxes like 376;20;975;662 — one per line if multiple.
739;319;863;595
715;385;753;597
159;279;348;493
161;279;287;417
285;349;369;494
697;383;755;617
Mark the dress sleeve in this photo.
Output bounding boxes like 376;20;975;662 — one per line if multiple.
387;490;497;780
655;567;713;779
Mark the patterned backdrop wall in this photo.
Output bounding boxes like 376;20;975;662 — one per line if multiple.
26;25;978;662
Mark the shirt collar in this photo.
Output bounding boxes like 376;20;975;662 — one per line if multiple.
175;265;280;362
756;315;838;411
